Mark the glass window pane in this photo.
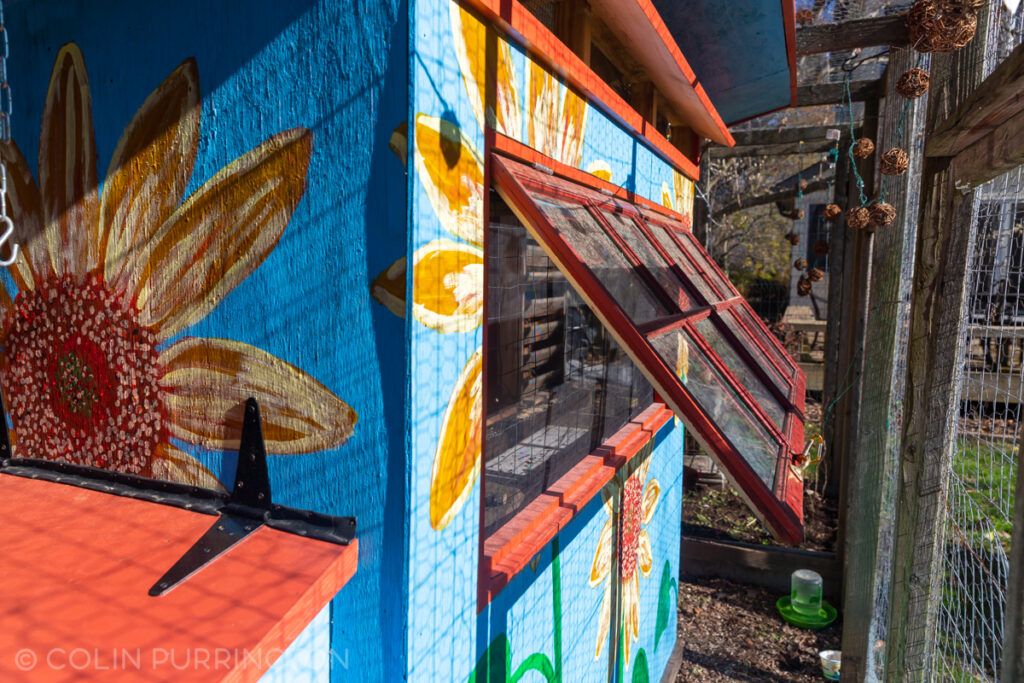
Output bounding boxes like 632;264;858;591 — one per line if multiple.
677;230;739;299
650;330;780;488
529;193;669;324
647;222;721;302
485;196;653;537
734;305;798;378
598;207;689;304
720;310;791;391
693;317;787;427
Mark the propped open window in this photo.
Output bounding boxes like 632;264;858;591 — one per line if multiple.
492;152;806;544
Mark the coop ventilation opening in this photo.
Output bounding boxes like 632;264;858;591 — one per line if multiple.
492;150;807;544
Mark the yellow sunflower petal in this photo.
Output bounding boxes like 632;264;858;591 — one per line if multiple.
0;141;46;290
674;171;695;217
642;477;661;524
527;60;560;161
100;58;200;292
451;3;521;138
594;585;612;660
625;574;641;656
559;88;586;168
586;160;613;183
371;256;407;319
411;239;483;333
660;181;674;211
389;121;408;167
159;336;356;454
151;441;226;492
132;128;312;339
589;517;614;587
39;43;99;277
429;349;483;530
413;115;484;246
638;530;654;578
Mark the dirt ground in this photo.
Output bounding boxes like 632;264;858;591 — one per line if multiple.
676;578;841;682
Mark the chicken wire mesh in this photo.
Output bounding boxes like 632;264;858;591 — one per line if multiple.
929;2;1024;681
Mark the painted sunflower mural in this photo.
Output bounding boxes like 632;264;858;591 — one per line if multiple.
0;44;356;488
590;455;661;666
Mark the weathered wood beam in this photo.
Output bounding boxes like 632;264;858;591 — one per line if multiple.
707;140;836;158
927;43;1024;158
796;80;880;107
797;14;910;55
729;125;848;147
950;104;1024;188
712;178;832;217
554;0;592;64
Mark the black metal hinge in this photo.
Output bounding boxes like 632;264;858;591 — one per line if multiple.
0;395;356;597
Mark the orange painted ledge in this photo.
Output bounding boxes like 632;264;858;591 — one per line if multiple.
0;475;357;683
480;403;674;605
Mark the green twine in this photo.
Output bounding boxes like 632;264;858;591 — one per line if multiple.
844;72;869;208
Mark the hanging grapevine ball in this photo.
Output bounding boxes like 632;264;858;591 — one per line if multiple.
799;178;809;191
907;0;981;53
847;206;872;230
853;137;876;160
813;240;830;256
796;8;815;25
824;204;843;220
870;201;897;228
880;147;910;176
807;267;825;283
797;276;813;297
896;67;931;98
794;257;809;271
785;231;801;246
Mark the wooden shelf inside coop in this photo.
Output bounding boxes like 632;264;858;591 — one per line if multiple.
0;475;357;683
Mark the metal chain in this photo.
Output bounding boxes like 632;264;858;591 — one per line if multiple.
0;0;19;267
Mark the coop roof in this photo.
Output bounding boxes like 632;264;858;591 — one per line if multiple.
0;474;357;682
653;0;798;124
493;144;806;544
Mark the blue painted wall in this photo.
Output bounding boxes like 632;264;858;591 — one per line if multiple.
5;2;408;681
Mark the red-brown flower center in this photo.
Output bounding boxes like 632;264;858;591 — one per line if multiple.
619;476;644;580
1;275;163;474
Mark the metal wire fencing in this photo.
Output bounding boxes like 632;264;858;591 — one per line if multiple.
930;3;1024;680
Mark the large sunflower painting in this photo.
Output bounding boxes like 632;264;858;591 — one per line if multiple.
0;44;356;489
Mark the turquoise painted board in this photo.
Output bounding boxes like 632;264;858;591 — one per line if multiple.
4;1;408;681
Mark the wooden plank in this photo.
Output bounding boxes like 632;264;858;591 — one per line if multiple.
706;140;835;158
950;104;1024;188
554;0;592;65
1001;431;1024;682
796;14;910;56
729;125;847;147
712;178;833;217
927;43;1024;158
680;536;842;601
796;80;879;107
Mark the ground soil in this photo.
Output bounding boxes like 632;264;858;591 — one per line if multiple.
676;578;841;682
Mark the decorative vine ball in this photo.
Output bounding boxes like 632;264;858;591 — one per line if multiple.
907;0;981;53
813;240;830;256
824;204;843;220
896;67;931;98
796;8;815;25
880;147;910;176
785;231;800;246
807;267;825;283
794;257;809;271
847;206;872;230
853;137;876;160
797;276;813;297
799;179;809;191
870;201;897;228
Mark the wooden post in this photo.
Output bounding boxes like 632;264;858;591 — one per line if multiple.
1002;434;1024;682
886;28;989;677
553;0;592;65
797;14;910;55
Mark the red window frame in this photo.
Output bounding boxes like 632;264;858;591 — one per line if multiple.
490;136;806;544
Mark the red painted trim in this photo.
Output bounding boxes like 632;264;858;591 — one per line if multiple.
480;404;674;604
782;0;799;108
460;0;704;180
493;155;803;545
494;133;689;223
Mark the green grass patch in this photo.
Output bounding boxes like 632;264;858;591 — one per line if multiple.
953;440;1017;548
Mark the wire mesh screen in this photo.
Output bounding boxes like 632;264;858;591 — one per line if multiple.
929;3;1024;680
